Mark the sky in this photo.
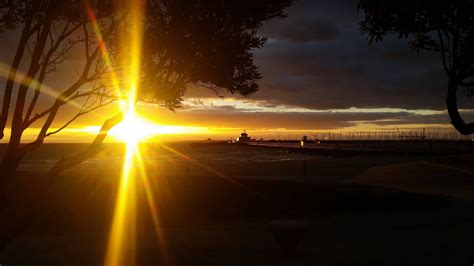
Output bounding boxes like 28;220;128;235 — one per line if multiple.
1;0;473;142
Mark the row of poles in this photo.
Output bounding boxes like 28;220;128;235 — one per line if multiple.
249;128;473;141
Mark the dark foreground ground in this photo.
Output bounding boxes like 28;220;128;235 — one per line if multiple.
1;144;474;265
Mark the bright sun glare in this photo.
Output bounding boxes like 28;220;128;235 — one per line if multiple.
86;1;207;265
100;0;153;265
111;111;155;143
109;113;209;142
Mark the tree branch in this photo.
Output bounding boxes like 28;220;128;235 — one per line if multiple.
10;17;53;144
437;29;450;76
45;99;115;137
48;112;124;176
24;22;85;122
0;12;36;139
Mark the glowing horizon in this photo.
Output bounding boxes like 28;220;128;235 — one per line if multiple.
2;122;464;144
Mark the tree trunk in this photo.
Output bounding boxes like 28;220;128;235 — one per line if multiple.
0;138;24;186
0;140;24;247
446;76;474;135
0;145;25;210
0;25;32;139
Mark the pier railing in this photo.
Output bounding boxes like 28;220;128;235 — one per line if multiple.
247;128;473;155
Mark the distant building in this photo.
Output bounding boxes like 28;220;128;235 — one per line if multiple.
235;130;251;143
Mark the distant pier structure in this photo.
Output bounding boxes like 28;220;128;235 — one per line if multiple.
235;130;251;143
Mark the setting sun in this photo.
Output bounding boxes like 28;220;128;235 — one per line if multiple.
110;113;155;143
109;115;210;142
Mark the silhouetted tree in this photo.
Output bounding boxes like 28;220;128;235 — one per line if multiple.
0;0;292;251
0;0;292;178
358;0;474;135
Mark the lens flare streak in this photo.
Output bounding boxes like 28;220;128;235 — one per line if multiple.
101;1;163;266
104;141;137;266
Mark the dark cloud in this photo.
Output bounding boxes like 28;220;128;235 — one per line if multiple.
137;103;474;130
151;108;412;130
261;17;340;42
368;110;474;126
251;0;470;111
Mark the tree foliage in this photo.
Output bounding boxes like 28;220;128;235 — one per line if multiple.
358;0;474;135
140;0;291;109
0;0;292;175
